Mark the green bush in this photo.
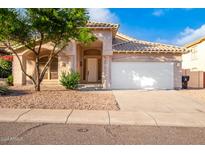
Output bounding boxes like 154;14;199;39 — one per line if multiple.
60;71;80;89
0;86;9;95
6;75;13;86
0;58;12;78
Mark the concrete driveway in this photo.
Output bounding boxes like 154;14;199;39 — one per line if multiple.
113;90;205;113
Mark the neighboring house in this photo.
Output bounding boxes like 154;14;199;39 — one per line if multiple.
12;22;187;89
182;36;205;88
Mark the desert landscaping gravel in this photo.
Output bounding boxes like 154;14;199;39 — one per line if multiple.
0;86;119;110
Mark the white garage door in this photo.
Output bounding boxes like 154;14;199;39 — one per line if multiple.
111;62;174;89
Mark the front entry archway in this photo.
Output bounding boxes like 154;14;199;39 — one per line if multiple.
79;49;102;83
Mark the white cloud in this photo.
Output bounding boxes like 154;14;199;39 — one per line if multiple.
175;25;205;45
155;38;170;44
87;8;119;23
152;9;165;17
156;24;205;46
152;8;174;17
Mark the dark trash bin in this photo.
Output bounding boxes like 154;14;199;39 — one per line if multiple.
182;76;190;89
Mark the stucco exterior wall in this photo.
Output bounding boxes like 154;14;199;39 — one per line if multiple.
102;55;112;88
26;59;35;84
58;53;71;79
182;41;205;88
182;69;204;88
13;54;26;85
112;53;182;89
182;41;205;71
13;51;72;86
92;30;113;56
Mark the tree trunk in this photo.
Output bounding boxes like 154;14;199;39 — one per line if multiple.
35;55;41;91
35;82;41;91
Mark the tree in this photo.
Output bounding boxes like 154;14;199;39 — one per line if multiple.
0;8;95;91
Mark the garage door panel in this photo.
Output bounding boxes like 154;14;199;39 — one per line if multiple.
111;62;174;89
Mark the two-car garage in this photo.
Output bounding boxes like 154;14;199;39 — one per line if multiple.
111;62;174;89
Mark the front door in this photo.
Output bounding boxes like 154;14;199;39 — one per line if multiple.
87;58;98;82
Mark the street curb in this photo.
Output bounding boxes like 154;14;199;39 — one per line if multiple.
1;108;205;128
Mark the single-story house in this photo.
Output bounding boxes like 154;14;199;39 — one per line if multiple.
182;36;205;88
12;22;187;89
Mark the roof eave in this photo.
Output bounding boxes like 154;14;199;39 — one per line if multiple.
87;26;119;37
184;36;205;48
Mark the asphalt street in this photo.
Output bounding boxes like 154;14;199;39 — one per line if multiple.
1;122;205;144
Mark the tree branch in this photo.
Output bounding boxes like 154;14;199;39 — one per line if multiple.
37;33;44;54
39;43;68;82
39;43;57;82
24;44;37;55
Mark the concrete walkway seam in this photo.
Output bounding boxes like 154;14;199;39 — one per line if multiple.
14;109;32;122
65;109;74;124
144;112;159;127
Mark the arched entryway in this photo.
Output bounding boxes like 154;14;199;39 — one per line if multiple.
78;48;102;83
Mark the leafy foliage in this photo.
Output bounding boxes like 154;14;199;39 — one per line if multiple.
60;71;80;89
0;8;96;49
6;75;13;86
0;58;12;78
0;8;96;91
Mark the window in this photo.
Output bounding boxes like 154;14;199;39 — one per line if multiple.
191;47;198;60
39;56;58;80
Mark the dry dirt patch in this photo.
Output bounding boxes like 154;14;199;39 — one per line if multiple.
0;86;119;110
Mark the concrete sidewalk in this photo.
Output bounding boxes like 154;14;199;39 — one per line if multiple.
1;108;205;127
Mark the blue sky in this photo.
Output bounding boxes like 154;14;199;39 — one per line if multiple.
88;8;205;46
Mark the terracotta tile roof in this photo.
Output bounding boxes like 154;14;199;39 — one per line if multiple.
86;21;119;28
86;21;119;36
113;33;188;54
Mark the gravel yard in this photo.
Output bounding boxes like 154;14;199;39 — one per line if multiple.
0;86;119;110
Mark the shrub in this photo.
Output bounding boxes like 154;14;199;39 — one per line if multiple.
60;71;80;89
6;75;13;86
0;58;12;78
0;86;9;95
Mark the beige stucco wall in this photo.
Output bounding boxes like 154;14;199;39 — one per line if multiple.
26;59;35;84
61;30;113;88
92;30;113;56
13;50;73;86
182;41;205;71
102;55;112;88
182;69;204;88
112;53;182;89
182;41;205;88
13;54;26;85
58;53;71;79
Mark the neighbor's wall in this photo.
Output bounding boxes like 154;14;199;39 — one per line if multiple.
112;53;182;89
182;41;205;71
182;69;204;88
